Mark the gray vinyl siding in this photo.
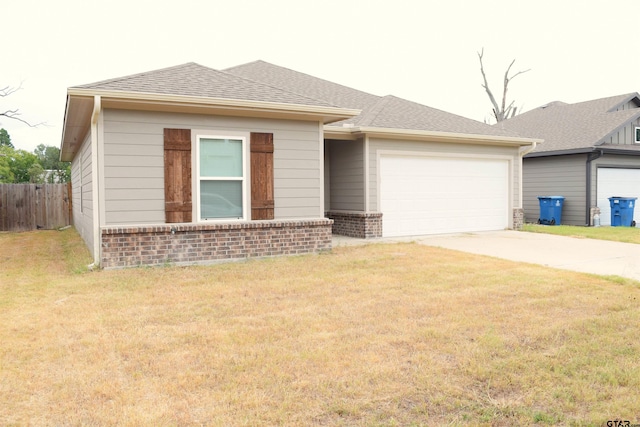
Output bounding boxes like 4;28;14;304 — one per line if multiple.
604;117;640;145
326;139;365;211
71;132;94;256
523;154;585;225
368;138;522;212
102;109;322;225
613;99;640;111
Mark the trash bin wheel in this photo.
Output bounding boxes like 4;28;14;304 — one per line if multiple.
550;218;556;225
632;220;637;227
537;218;541;224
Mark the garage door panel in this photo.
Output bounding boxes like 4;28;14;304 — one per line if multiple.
380;156;509;237
597;168;640;227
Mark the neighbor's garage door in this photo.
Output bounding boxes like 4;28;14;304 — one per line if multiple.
597;168;640;226
380;155;509;237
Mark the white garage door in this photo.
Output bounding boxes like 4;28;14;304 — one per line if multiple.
597;168;640;226
380;155;509;237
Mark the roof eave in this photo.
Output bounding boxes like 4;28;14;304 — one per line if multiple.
60;94;94;162
524;147;595;158
67;88;360;123
61;89;360;160
324;125;541;147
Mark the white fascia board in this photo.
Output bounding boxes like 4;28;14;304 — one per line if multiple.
324;125;542;147
66;88;360;123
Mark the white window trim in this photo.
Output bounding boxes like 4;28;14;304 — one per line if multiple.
194;133;248;222
635;126;640;144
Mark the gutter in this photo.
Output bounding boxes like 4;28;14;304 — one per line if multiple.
66;88;360;124
324;125;542;147
585;149;604;226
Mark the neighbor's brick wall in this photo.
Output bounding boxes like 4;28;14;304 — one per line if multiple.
326;211;383;238
100;219;333;269
512;208;524;230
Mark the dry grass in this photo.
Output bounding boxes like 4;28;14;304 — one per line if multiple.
524;223;640;244
1;229;640;426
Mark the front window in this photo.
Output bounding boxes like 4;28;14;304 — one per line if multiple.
197;135;246;221
635;127;640;144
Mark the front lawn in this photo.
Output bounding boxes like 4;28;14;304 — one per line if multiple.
1;229;639;426
523;223;640;244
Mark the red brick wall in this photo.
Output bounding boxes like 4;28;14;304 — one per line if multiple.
325;211;383;238
100;219;333;269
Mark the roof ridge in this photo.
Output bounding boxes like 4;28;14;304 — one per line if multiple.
565;92;639;111
224;60;379;101
604;92;640;112
218;65;343;108
594;109;640;145
356;95;392;126
70;62;341;109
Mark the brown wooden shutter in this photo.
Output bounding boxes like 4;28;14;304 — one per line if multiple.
164;128;192;223
250;132;274;220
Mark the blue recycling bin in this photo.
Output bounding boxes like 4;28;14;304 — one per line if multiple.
537;196;565;225
608;197;637;227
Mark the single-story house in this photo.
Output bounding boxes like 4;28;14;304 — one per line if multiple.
61;61;538;268
497;93;640;226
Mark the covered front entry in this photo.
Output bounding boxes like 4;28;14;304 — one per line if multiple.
597;167;640;226
380;155;510;237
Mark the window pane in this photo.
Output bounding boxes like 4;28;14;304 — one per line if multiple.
200;138;243;177
200;180;243;219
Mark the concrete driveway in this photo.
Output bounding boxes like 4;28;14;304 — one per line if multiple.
334;230;640;281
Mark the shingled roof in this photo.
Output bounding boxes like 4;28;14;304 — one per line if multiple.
225;60;517;137
72;62;338;108
224;60;380;110
497;93;640;154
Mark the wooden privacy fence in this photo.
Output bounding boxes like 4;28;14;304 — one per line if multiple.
0;183;72;232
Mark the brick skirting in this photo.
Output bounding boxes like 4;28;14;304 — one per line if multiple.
100;219;333;269
325;211;383;238
512;208;524;231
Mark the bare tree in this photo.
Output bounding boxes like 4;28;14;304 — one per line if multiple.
478;48;530;122
0;84;43;127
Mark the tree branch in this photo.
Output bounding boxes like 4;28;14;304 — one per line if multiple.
478;48;530;122
1;109;43;127
501;59;530;119
0;83;45;127
478;48;501;120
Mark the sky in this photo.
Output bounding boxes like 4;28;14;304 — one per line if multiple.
2;0;639;153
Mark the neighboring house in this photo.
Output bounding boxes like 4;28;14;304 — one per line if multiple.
61;61;538;269
498;93;640;226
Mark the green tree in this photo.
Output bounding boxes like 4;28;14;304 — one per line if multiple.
34;144;70;183
34;144;60;169
6;149;38;183
27;163;45;183
0;145;15;183
0;128;13;148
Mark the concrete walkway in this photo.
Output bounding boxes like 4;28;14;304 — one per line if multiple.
333;230;640;281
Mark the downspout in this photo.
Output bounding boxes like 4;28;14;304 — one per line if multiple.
364;135;370;212
518;141;537;208
585;149;604;226
90;96;102;266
